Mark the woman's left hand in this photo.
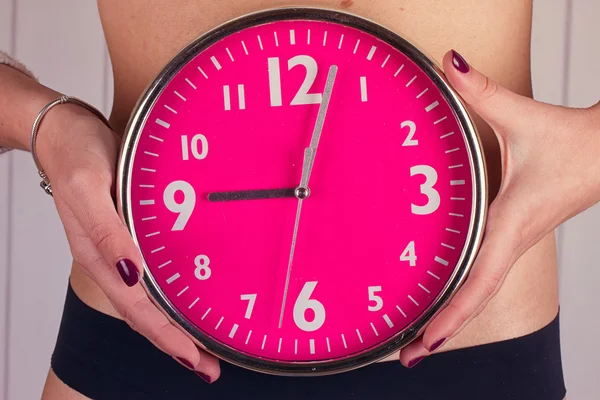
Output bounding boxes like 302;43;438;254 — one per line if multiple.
399;49;600;367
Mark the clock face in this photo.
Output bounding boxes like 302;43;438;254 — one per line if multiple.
118;9;485;374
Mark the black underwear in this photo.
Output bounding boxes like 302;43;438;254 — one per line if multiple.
51;282;566;399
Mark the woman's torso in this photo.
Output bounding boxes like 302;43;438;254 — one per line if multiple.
71;0;558;360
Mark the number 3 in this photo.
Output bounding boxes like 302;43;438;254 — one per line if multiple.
410;165;440;215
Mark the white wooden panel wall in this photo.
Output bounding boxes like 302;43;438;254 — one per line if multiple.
0;0;598;399
556;1;600;399
0;0;14;396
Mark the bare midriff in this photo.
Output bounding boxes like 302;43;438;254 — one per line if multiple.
72;0;558;362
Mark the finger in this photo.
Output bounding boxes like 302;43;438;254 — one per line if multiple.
442;49;543;135
418;199;521;353
61;170;221;382
63;167;144;286
398;336;428;368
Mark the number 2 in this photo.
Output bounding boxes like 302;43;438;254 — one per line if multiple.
268;56;323;106
401;121;418;146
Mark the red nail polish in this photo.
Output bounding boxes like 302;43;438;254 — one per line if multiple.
195;371;212;383
451;50;470;74
408;356;425;368
116;258;140;287
429;337;446;352
176;357;194;370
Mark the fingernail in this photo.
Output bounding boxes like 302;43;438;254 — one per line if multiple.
195;371;212;383
451;50;470;74
176;357;194;370
429;337;446;352
116;259;140;287
408;356;425;368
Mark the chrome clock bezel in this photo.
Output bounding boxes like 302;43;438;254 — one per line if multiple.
116;7;488;376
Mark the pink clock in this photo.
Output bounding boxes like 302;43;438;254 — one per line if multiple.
117;8;487;375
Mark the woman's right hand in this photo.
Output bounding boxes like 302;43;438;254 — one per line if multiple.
35;103;220;383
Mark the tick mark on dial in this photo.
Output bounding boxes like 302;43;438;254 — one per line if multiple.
188;297;199;309
164;104;178;114
140;200;155;206
394;64;405;77
338;34;344;49
155;119;170;129
450;180;466;185
322;31;328;46
441;131;454;139
226;48;234;62
425;101;440;112
446;228;461;234
241;40;249;55
451;197;465;201
257;35;264;50
408;295;419;306
166;273;180;284
434;256;449;267
428;270;441;280
434;116;448;125
185;78;197;90
419;283;431;294
416;88;429;99
353;39;360;54
381;54;390;68
148;135;163;142
366;45;376;60
309;339;316;354
441;242;456;250
406;76;417;87
245;330;252;345
215;316;224;330
145;231;160;238
211;56;222;70
261;335;267;350
396;305;407;318
356;329;364;343
383;314;394;328
141;167;156;173
449;164;463;169
150;246;165;254
274;31;279;47
174;91;187;101
370;323;379;336
197;67;208;79
289;29;295;45
201;308;211;320
326;337;331;352
278;338;283;353
341;334;348;349
157;260;172;269
229;324;239;338
141;216;156;221
445;148;460;154
449;212;464;217
177;286;189;297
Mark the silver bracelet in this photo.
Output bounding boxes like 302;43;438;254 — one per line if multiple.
30;95;112;196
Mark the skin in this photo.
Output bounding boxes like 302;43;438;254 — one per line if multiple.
3;0;595;398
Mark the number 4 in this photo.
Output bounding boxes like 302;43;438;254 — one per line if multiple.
400;241;417;267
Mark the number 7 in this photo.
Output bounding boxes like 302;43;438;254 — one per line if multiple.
241;294;257;319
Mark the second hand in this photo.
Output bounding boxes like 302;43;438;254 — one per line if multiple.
278;65;338;329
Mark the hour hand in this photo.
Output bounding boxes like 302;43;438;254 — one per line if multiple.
207;188;297;202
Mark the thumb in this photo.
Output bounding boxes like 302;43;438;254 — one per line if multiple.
442;49;538;134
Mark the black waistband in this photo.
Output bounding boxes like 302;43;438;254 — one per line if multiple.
51;283;566;400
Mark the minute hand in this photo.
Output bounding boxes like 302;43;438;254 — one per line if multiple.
299;65;338;189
